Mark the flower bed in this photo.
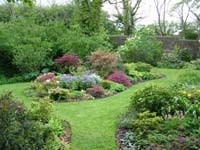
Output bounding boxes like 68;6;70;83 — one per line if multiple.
117;83;200;150
25;53;162;102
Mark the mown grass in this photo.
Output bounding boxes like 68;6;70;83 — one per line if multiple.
0;68;184;150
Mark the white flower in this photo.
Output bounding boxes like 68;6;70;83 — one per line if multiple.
46;79;51;83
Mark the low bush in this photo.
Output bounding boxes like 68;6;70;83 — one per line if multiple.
157;52;185;69
178;70;200;84
134;62;152;72
131;86;189;118
0;92;69;149
191;59;200;70
87;50;119;77
118;30;162;65
107;71;132;87
86;85;105;98
177;48;192;62
100;80;126;92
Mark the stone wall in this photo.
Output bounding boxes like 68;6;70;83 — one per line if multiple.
109;35;200;58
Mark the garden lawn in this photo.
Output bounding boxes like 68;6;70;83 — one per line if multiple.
0;69;184;150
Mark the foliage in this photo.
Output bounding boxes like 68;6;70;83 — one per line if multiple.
131;86;190;118
118;30;163;65
124;63;162;82
178;70;200;84
100;80;126;92
177;48;192;62
54;54;79;73
0;92;67;150
87;50;119;77
0;74;25;85
191;59;200;70
157;52;186;69
134;62;152;72
49;88;94;102
132;111;162;133
29;97;54;123
107;71;132;87
86;85;105;98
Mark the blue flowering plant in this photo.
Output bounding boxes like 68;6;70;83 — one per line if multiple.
59;73;101;90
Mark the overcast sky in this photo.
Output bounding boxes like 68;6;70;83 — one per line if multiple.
0;0;195;25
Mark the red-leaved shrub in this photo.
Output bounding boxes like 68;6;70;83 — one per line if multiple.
107;71;132;87
86;85;105;98
36;73;55;82
55;54;79;66
87;50;118;77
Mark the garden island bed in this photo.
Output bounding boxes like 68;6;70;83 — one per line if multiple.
25;51;163;102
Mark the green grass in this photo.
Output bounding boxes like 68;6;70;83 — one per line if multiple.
0;68;184;150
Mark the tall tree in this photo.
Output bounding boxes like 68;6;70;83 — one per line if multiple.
179;0;200;38
172;1;191;38
153;0;171;36
74;0;103;35
107;0;143;35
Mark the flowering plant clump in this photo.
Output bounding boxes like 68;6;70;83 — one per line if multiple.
36;73;55;82
86;85;105;98
59;73;101;90
59;74;79;89
107;71;132;87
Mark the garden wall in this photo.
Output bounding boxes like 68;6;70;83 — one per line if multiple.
109;35;200;58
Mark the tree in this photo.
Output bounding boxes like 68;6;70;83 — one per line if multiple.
172;1;191;38
7;0;33;5
153;0;172;36
179;0;200;39
73;0;103;35
107;0;143;35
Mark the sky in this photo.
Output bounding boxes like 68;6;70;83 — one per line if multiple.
0;0;195;25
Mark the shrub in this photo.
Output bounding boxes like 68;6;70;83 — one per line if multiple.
131;86;190;118
55;54;79;73
132;111;163;133
107;71;132;87
0;92;66;150
79;73;101;89
87;50;119;77
191;59;200;70
177;48;192;62
49;88;70;101
36;72;55;82
157;52;185;69
86;85;105;98
13;39;52;73
134;62;152;72
118;30;162;65
178;70;200;84
57;30;112;59
100;80;126;92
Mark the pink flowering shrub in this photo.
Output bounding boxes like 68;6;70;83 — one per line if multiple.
86;85;105;98
107;71;132;87
36;73;55;82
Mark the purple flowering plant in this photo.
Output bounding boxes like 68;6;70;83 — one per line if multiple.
59;73;101;90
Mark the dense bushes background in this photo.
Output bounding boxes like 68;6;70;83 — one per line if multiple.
0;3;112;76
